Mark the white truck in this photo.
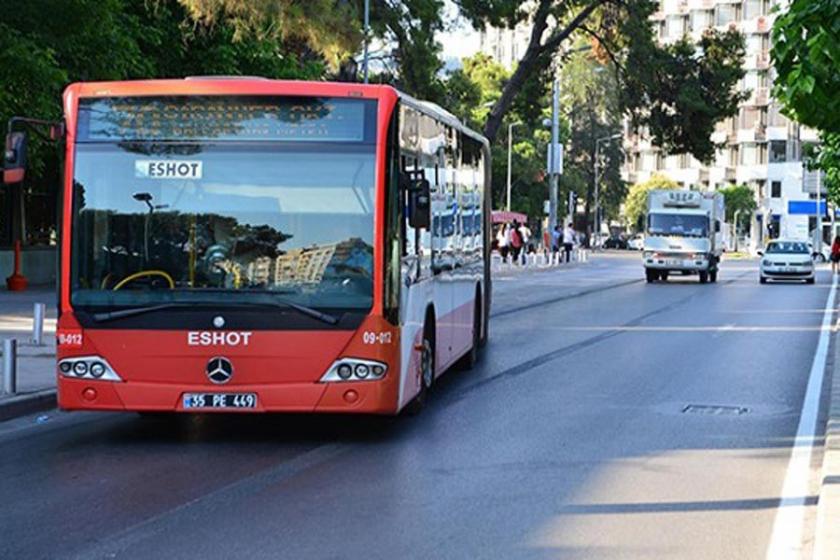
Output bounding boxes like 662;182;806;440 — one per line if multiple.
642;190;725;284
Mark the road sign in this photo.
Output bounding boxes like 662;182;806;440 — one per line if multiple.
546;143;563;174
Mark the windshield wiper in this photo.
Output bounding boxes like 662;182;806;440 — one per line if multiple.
91;299;339;325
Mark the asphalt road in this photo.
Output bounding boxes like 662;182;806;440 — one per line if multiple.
1;253;833;559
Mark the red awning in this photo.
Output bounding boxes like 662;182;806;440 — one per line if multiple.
491;210;528;224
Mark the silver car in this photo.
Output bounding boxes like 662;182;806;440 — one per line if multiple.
759;240;815;284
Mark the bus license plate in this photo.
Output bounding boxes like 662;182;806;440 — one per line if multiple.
182;393;257;409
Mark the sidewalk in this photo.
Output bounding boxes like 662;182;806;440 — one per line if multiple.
0;287;57;421
815;326;840;559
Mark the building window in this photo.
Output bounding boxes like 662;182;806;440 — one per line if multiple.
666;15;687;38
690;10;713;32
739;143;767;165
771;180;781;198
743;0;766;20
716;3;740;26
769;141;786;163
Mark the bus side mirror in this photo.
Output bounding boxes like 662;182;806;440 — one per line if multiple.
408;178;431;230
3;131;28;184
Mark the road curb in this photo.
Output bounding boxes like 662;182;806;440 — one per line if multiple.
814;323;840;559
0;389;56;422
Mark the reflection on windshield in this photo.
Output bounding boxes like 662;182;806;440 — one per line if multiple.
648;214;709;238
71;143;375;310
766;242;809;254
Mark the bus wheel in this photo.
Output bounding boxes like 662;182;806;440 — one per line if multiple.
406;329;435;415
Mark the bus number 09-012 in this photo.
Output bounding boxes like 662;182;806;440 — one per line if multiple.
363;331;392;345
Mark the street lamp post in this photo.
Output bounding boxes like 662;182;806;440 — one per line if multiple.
506;122;522;211
363;0;370;83
594;133;623;247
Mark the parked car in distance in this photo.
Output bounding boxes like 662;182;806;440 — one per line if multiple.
627;234;644;251
602;235;628;250
759;240;815;284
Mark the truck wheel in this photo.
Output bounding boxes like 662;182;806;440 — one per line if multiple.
646;269;656;283
661;272;669;282
699;271;709;284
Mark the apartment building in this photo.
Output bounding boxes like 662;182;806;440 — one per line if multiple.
623;0;823;247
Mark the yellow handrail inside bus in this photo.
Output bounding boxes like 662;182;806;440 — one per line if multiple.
113;270;175;291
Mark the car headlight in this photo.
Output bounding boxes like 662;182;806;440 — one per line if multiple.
762;259;770;266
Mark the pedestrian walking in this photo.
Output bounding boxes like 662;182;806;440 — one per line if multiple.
551;225;562;255
497;224;510;262
510;220;524;263
831;235;840;274
563;223;575;263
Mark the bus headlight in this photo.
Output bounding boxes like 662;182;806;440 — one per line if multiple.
320;358;387;382
58;356;122;382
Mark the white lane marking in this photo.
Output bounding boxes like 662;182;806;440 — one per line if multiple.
765;273;837;559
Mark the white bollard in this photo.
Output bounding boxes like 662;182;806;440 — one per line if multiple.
32;302;46;346
2;339;17;395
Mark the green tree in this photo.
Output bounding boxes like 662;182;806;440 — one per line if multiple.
624;174;679;231
442;53;554;217
560;49;624;235
771;1;840;209
457;0;747;163
718;184;756;233
771;0;840;133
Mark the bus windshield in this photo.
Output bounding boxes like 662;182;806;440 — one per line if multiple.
70;96;377;312
648;213;709;238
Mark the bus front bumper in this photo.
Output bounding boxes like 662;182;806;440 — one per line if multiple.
58;377;399;415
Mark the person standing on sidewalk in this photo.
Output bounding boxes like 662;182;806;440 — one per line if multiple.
551;225;562;255
510;220;524;264
497;224;510;263
831;235;840;274
563;223;575;263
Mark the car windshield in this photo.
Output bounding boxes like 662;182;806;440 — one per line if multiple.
765;242;809;254
70;95;377;312
648;213;709;237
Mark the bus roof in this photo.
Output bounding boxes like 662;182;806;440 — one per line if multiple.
64;78;488;147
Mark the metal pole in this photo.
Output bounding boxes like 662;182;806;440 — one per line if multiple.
363;0;370;84
816;168;823;254
507;124;513;211
733;209;741;252
32;302;45;346
548;78;559;233
594;140;601;247
506;122;521;211
2;339;17;395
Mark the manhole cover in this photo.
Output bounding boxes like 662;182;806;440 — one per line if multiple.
682;404;749;415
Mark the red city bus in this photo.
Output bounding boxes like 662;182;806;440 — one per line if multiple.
3;78;491;415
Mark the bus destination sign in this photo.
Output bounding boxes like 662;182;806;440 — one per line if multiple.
77;96;373;143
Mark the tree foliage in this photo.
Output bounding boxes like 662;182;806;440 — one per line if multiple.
621;29;747;163
718;184;756;232
624;174;679;231
771;0;840;134
442;54;553;218
178;0;362;68
560;49;624;232
456;0;746;166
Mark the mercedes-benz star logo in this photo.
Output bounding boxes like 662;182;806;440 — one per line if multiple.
206;357;233;384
